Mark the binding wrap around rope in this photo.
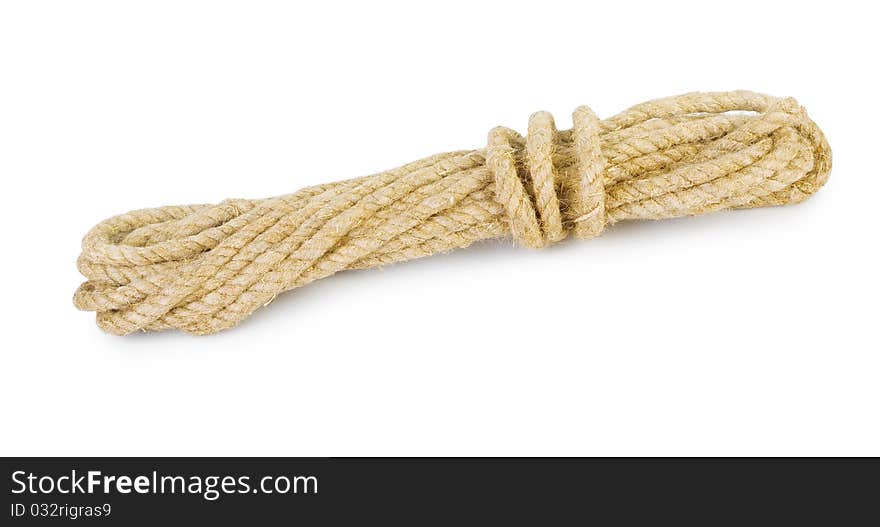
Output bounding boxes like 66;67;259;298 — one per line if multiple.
74;91;831;335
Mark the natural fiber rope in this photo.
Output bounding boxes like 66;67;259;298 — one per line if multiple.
74;91;831;335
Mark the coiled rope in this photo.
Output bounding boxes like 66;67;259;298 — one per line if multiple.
74;91;831;335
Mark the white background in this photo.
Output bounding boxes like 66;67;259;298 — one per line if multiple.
1;1;877;456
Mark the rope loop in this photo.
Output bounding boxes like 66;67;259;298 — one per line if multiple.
486;106;607;248
74;91;831;335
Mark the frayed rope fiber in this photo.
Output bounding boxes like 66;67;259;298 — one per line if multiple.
74;91;831;335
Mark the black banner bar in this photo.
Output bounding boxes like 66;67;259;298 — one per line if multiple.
3;458;878;524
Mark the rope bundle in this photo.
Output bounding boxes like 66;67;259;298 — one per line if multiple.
74;91;831;335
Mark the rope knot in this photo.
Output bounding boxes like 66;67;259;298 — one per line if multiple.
486;106;607;248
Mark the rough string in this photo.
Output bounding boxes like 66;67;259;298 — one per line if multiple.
74;91;831;335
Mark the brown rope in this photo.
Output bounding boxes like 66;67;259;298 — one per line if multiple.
74;91;831;335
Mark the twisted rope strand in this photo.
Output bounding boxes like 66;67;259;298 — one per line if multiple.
74;91;831;335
